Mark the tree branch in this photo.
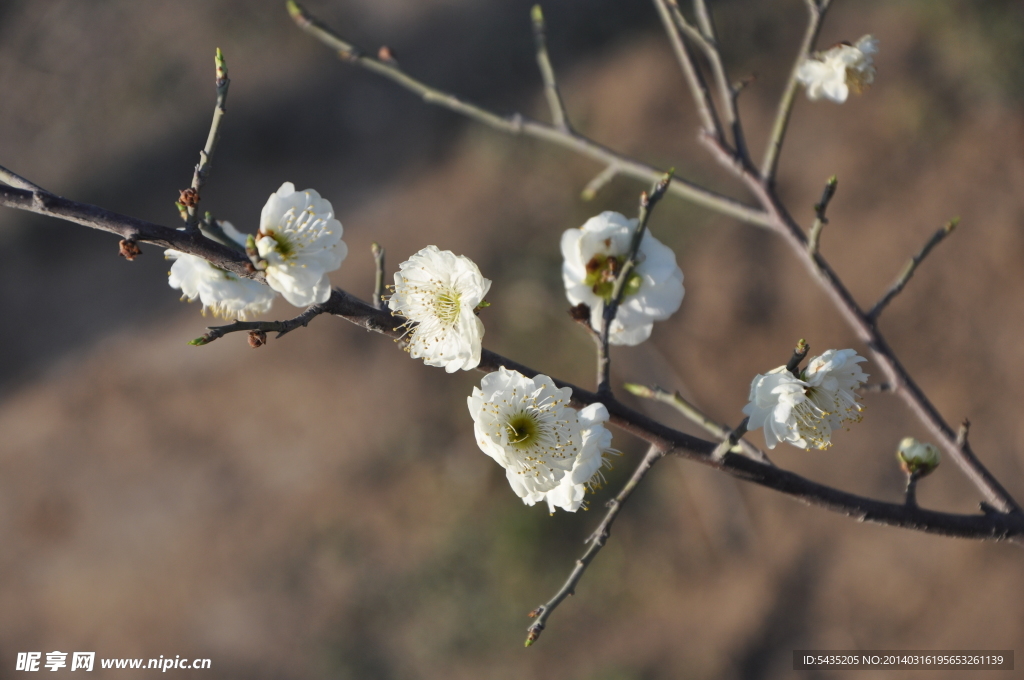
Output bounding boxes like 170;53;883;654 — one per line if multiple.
597;172;673;395
652;0;724;143
525;443;667;646
285;0;771;228
760;0;832;186
184;48;231;233
530;5;571;134
623;383;772;465
700;132;1023;516
807;175;837;255
866;218;958;322
0;163;46;193
189;304;326;346
371;242;386;310
2;173;1021;540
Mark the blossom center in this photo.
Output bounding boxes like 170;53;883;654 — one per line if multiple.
432;288;461;325
505;412;541;449
584;255;642;302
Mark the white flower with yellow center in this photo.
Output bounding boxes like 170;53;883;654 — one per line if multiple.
388;246;491;372
468;368;581;499
255;182;347;307
523;403;617;513
742;349;868;450
165;222;276;321
797;35;878;103
561;211;684;346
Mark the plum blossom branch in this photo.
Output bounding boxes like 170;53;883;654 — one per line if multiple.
184;48;231;233
282;0;1020;517
525;443;667;647
0;175;1021;545
699;133;1022;515
866;218;959;321
285;0;771;228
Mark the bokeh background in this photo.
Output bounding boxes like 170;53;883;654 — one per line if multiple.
1;0;1023;678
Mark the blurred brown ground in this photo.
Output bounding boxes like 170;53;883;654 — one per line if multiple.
1;1;1024;678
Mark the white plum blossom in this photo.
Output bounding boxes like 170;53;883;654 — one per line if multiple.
742;349;869;450
165;221;276;321
255;182;347;307
388;246;491;372
523;403;617;513
468;367;582;500
561;211;685;346
796;35;878;103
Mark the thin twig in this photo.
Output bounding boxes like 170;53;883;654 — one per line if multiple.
760;0;832;185
858;382;892;393
0;163;46;193
530;5;571;133
184;49;231;233
807;175;837;255
866;218;959;322
190;304;325;346
652;0;724;143
623;383;772;465
905;470;921;508
371;242;386;310
597;172;673;395
957;419;971;450
525;443;667;646
286;0;771;228
689;0;750;161
785;338;810;377
580;164;619;201
711;417;747;461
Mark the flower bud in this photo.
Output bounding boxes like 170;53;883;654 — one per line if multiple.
897;437;940;477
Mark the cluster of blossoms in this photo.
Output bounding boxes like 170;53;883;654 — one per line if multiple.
796;35;878;104
743;349;869;450
166;182;347;317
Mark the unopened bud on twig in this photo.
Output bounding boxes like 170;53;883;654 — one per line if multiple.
248;330;267;348
118;239;142;261
897;437;940;477
179;188;200;208
377;45;397;63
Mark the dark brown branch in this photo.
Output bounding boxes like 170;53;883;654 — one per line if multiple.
285;0;771;228
866;218;959;322
0;184;253;278
785;337;810;376
525;443;667;646
189;304;326;346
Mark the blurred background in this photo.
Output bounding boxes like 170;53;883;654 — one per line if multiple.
1;0;1023;677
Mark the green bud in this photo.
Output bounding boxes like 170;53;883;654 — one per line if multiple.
897;437;940;477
